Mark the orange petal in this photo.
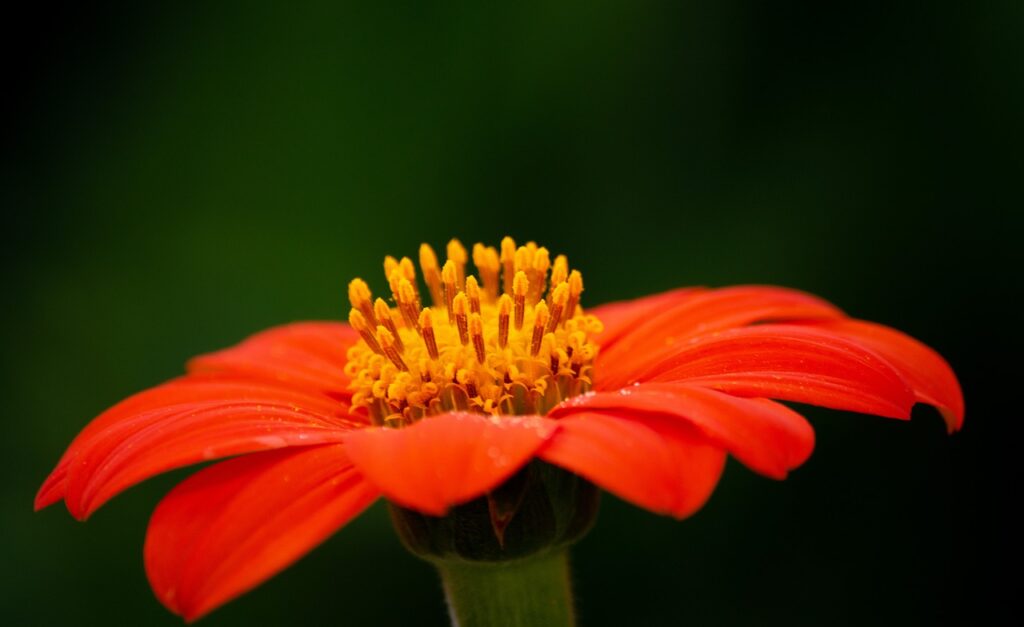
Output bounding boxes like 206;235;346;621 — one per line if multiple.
596;286;845;385
588;287;705;350
599;324;916;420
552;383;813;479
188;322;358;397
145;444;379;622
342;413;557;515
809;319;964;431
539;411;726;519
37;374;362;519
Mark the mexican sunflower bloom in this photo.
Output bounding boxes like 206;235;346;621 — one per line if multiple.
36;237;963;625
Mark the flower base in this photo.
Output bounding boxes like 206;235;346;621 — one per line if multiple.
388;461;596;626
388;460;599;562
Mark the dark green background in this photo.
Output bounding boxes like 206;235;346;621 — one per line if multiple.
3;2;1019;625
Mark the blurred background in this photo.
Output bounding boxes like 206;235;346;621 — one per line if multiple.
2;1;1020;625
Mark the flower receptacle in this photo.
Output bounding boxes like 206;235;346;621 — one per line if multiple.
388;460;599;563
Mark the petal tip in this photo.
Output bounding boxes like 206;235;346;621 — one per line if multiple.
33;489;58;513
938;405;964;434
65;501;91;522
34;470;68;512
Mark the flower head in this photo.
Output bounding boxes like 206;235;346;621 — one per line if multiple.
35;237;963;621
345;238;599;424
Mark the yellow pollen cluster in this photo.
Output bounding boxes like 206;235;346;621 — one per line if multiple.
344;237;603;428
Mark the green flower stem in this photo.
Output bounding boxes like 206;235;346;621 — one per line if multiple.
436;551;575;627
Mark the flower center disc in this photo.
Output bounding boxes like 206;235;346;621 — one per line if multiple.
345;237;603;427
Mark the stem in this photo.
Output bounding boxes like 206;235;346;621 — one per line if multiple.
437;551;575;627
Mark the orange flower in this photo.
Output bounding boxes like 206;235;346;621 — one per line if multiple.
35;237;963;621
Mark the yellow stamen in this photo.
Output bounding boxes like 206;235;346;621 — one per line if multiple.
419;243;443;307
512;271;528;330
387;269;403;302
465;276;482;314
472;243;500;300
419;308;439;359
383;256;399;281
531;301;549;356
547;282;569;333
513;245;533;276
529;247;550;304
549;255;568;299
399;256;417;283
346;238;602;425
566;270;583;321
396;278;421;331
500;236;516;295
509;270;528;329
442;260;459;322
399;256;420;305
374;298;404;352
452;292;469;345
470;312;486;363
348;278;377;327
348;309;382;354
497;294;512;348
447;238;468;287
377;326;408;371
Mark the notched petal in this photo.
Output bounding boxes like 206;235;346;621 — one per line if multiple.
806;319;964;432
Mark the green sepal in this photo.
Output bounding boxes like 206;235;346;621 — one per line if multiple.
388;460;599;563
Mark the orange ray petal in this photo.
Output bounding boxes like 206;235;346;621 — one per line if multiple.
342;413;558;516
552;383;813;479
599;324;916;419
145;444;378;621
588;286;705;350
37;374;362;519
188;322;358;398
596;285;845;377
538;411;726;519
808;319;964;431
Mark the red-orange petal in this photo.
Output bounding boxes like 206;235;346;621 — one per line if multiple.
588;287;706;350
538;411;726;519
596;286;846;385
808;319;965;431
37;374;363;519
342;413;557;516
551;383;813;479
145;444;378;621
187;322;358;398
602;324;916;419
